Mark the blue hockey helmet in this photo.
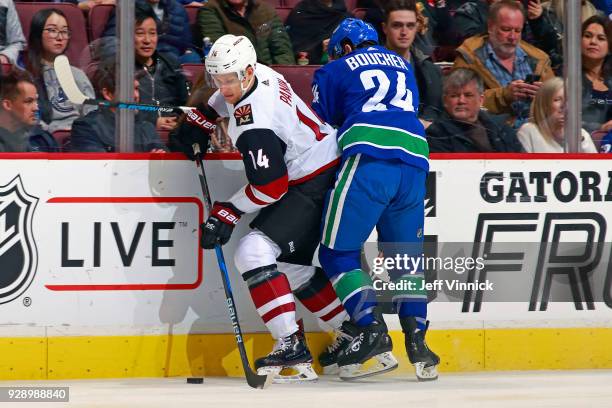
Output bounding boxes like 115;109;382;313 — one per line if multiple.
328;18;379;59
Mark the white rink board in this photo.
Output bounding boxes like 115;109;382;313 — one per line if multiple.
0;155;611;337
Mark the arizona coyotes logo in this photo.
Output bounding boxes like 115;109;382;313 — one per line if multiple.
234;104;254;126
0;176;38;305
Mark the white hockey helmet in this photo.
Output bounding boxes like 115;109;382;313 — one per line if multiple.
205;34;257;83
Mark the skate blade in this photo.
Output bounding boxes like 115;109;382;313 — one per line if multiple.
414;362;438;381
339;351;398;381
322;363;339;376
257;363;318;384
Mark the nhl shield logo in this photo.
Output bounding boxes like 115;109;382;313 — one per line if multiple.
0;176;38;305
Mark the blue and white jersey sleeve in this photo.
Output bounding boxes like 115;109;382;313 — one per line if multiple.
311;66;344;128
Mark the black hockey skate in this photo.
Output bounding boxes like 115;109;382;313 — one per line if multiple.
336;319;398;381
318;323;353;375
400;317;440;381
255;330;317;383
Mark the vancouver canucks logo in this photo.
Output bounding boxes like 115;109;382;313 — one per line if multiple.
0;176;38;305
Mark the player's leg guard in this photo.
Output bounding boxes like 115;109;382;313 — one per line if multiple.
319;245;398;379
243;265;299;340
292;266;350;375
293;267;348;330
243;265;317;383
318;245;378;327
235;231;299;339
235;231;316;382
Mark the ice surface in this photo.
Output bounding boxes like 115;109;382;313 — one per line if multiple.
2;370;612;408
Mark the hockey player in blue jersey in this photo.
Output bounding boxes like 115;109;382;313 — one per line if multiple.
312;15;440;381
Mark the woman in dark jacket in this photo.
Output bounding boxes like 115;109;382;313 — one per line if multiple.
581;15;612;135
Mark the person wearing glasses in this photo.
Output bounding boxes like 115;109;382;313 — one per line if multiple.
25;8;96;134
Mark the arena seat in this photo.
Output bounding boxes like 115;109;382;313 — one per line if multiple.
281;0;300;7
158;129;170;145
272;65;320;103
184;4;198;25
352;7;367;19
590;130;607;151
266;0;284;6
345;0;358;12
290;0;355;11
433;45;458;63
181;63;206;84
88;4;114;42
275;7;292;23
52;130;71;152
1;63;12;75
15;2;90;68
180;64;318;105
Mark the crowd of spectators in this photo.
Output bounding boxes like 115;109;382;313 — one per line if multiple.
1;0;612;153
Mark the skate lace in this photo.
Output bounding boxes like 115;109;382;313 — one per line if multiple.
327;329;351;353
271;335;292;355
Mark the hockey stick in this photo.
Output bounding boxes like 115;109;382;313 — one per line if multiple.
192;144;273;390
55;55;191;114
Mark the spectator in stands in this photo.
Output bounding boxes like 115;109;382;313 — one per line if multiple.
26;8;96;134
0;69;59;152
285;0;351;65
71;63;167;152
413;0;454;55
364;0;451;55
197;0;296;65
132;4;189;131
528;0;602;74
581;15;612;135
0;0;26;66
101;0;201;63
383;0;443;124
77;0;115;12
177;0;205;5
454;0;554;127
426;68;524;152
451;0;496;46
518;77;597;152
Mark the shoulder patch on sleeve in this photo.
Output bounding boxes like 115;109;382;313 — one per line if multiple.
234;104;254;126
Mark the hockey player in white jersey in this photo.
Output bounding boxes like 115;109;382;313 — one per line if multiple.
174;34;348;383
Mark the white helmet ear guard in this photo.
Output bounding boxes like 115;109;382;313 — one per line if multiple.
205;34;257;83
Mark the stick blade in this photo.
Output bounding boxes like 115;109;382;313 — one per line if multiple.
55;55;88;105
246;370;273;390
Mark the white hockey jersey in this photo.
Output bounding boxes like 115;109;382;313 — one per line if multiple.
208;64;339;214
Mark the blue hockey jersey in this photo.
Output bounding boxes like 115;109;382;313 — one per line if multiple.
311;45;429;171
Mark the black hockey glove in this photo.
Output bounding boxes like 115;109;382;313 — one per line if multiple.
175;108;217;160
185;108;217;134
201;202;243;249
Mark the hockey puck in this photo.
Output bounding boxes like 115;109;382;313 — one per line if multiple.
187;377;204;384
